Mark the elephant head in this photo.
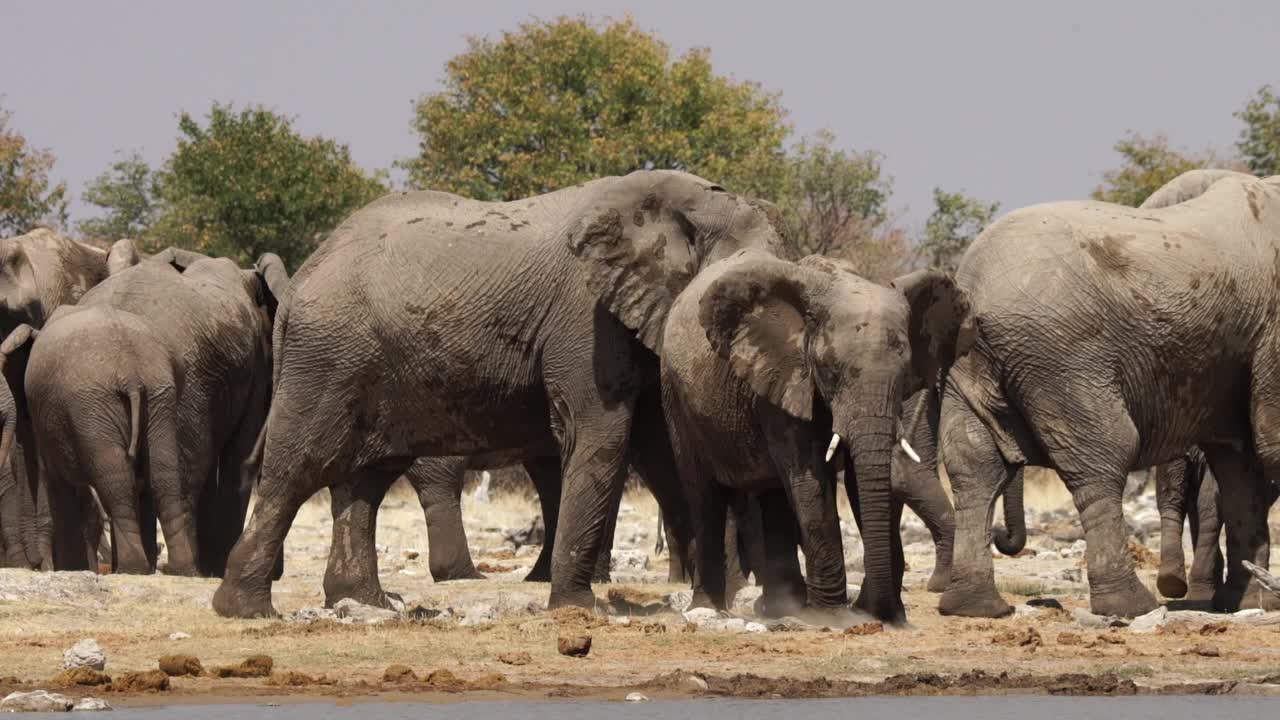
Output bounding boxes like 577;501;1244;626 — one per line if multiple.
696;251;967;621
566;170;791;352
0;230;120;331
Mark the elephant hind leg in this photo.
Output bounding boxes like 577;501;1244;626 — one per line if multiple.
407;456;484;583
523;457;560;583
1185;465;1222;604
1205;445;1276;611
1154;456;1191;599
324;469;404;608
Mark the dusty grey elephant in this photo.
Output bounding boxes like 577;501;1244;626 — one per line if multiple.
213;170;789;618
7;252;288;576
937;169;1280;618
662;251;967;622
0;230;150;569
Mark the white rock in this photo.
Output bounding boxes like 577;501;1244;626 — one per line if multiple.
1058;568;1083;583
457;603;497;626
743;621;768;634
1037;550;1062;561
610;616;633;626
1128;606;1168;634
683;607;719;625
610;550;650;572
1072;607;1126;629
685;675;709;691
721;618;747;633
666;590;693;613
1061;540;1087;559
73;697;112;711
291;606;339;623
624;692;650;703
731;586;763;616
1235;608;1265;618
63;639;106;671
333;598;399;625
1013;604;1038;618
168;632;191;641
2;690;74;712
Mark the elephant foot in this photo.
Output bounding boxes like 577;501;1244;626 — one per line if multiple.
926;565;951;593
1184;582;1217;606
795;603;867;628
435;568;486;582
523;564;551;583
755;584;806;619
1089;578;1158;618
853;587;908;625
212;579;278;619
324;581;395;610
1218;581;1280;612
1156;572;1188;600
160;561;201;578
547;587;597;610
938;584;1013;618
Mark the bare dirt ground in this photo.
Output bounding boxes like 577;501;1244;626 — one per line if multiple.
4;472;1280;707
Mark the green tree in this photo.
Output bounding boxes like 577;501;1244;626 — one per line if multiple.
78;151;157;241
152;103;387;269
779;130;906;283
1236;85;1280;177
919;188;999;271
1091;133;1207;207
0;105;68;237
401;16;790;202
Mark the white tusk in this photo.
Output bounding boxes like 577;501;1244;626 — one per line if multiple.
900;438;922;463
825;433;841;462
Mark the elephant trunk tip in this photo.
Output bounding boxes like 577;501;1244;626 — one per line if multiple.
991;523;1026;555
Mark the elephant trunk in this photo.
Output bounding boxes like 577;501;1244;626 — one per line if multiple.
991;468;1026;555
849;412;906;624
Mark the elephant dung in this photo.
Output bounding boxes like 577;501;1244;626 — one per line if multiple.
0;690;74;712
158;655;204;677
62;639;106;671
212;655;274;679
49;667;111;688
113;670;171;693
497;652;532;666
557;635;592;657
382;664;417;683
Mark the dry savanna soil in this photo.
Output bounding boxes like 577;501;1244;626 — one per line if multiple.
4;471;1280;706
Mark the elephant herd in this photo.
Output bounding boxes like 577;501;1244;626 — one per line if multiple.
0;168;1277;627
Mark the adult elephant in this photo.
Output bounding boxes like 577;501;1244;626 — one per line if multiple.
323;390;682;608
0;230;150;569
213;171;790;618
662;252;966;622
937;169;1280;618
5;252;288;576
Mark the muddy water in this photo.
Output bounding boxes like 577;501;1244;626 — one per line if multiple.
56;696;1275;719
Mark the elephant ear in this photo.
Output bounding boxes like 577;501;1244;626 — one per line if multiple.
890;269;971;391
566;196;698;353
253;253;291;312
699;254;817;420
106;239;141;276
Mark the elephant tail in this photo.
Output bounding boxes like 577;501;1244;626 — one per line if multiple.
124;386;142;465
991;467;1026;555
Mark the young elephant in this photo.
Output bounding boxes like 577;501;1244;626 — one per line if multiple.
5;253;288;576
662;251;966;622
0;230;148;570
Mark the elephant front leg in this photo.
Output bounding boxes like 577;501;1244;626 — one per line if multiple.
1185;467;1223;604
936;393;1016;618
324;474;397;608
755;488;806;618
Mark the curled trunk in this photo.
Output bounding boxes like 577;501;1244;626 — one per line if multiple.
991;467;1026;555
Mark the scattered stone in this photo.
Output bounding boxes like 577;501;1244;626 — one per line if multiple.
682;608;719;626
49;668;111;688
606;587;667;615
558;635;592;657
685;675;709;691
1058;568;1083;583
497;652;531;666
113;670;170;693
624;692;650;703
63;639;106;672
1128;606;1168;634
266;671;327;687
333;598;399;625
158;655;203;677
843;622;884;636
167;632;191;642
212;655;273;679
382;665;417;683
743;622;769;634
1057;632;1083;646
1095;632;1126;646
1234;607;1265;618
1243;561;1280;597
730;586;764;616
1036;550;1062;561
666;590;693;613
403;549;420;560
1013;604;1038;618
72;696;111;711
610;550;649;572
1190;643;1221;657
503;515;545;549
1061;540;1087;558
720;618;747;633
1;690;74;712
1200;622;1229;635
1072;607;1128;629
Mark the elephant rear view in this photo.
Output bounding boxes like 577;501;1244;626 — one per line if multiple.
6;253;289;576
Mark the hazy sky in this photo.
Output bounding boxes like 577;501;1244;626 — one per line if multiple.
2;0;1277;231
